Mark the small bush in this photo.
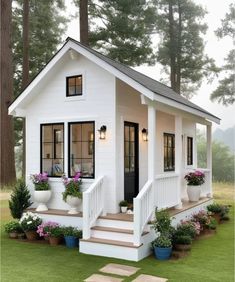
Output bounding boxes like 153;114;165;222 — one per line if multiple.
207;203;222;214
4;221;23;233
152;235;172;248
50;226;63;238
152;208;172;236
9;179;32;219
62;226;82;238
174;235;192;245
119;200;128;207
175;221;197;239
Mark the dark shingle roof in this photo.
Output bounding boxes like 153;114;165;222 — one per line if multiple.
68;37;220;121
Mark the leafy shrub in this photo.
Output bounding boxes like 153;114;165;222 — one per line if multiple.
62;226;82;238
174;235;192;245
152;235;172;248
207;203;222;214
4;221;23;233
119;200;128;207
19;212;42;231
152;208;173;236
9;179;32;219
49;226;63;238
175;221;198;239
207;218;217;230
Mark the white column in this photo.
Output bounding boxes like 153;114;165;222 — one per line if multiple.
148;105;156;180
206;124;213;197
175;116;183;209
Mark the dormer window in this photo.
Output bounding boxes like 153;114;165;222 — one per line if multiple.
66;75;82;96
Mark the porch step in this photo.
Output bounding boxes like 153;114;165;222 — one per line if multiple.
91;226;133;234
80;237;142;248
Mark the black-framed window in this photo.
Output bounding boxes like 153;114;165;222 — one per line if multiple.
187;137;193;165
41;123;64;177
164;133;175;171
69;121;95;178
66;75;82;96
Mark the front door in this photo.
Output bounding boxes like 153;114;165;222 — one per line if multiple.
124;122;139;203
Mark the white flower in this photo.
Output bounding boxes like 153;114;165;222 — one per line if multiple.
27;221;32;224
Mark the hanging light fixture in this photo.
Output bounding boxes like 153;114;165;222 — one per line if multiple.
98;125;107;140
142;128;148;141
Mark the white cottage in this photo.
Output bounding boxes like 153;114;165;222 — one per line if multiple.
9;37;220;261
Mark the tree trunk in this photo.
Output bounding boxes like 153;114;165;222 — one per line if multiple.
0;0;16;185
21;0;30;179
80;0;89;45
168;0;177;92
175;0;182;94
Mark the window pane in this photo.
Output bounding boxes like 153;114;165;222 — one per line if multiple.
124;126;129;141
67;76;82;96
52;159;63;176
42;125;52;142
130;142;135;156
71;142;82;158
71;124;82;141
81;159;93;177
124;141;129;157
42;159;53;175
42;143;53;159
55;143;63;158
163;133;175;171
130;127;135;141
130;157;135;172
125;157;130;172
70;159;82;176
82;123;94;141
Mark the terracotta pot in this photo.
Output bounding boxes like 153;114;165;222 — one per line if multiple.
212;213;221;224
25;230;38;240
174;244;192;251
9;232;18;239
49;236;61;246
34;190;52;211
187;185;201;202
66;196;81;214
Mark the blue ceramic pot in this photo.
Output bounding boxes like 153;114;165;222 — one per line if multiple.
64;236;79;248
154;246;172;260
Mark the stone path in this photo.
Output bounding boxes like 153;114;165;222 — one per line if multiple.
85;263;168;282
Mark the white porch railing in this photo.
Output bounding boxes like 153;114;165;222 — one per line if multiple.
198;168;211;197
133;180;154;246
155;173;179;209
83;176;105;239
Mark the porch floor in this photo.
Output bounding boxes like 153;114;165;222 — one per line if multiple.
29;197;212;221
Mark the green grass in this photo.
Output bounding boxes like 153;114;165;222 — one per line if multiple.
1;183;234;282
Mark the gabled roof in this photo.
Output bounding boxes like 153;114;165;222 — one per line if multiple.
9;37;220;124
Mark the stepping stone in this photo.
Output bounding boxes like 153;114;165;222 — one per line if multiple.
84;274;123;282
100;263;140;277
132;274;168;282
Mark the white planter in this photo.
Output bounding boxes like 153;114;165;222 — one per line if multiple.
66;195;82;214
121;206;128;213
187;185;201;202
34;191;51;211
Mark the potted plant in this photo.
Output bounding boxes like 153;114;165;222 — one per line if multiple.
173;235;192;251
4;220;23;239
30;172;51;211
37;221;60;240
48;226;63;246
152;235;172;260
62;172;82;214
63;226;82;248
119;200;128;213
175;220;199;239
19;212;42;240
184;170;205;202
207;203;222;224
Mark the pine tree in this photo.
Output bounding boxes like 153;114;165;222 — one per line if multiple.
9;179;32;219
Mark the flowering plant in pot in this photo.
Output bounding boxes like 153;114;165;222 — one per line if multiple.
19;212;42;240
151;235;172;260
30;172;51;211
46;226;63;246
184;170;205;202
4;220;23;239
62;226;82;248
37;221;60;240
119;200;128;213
62;172;82;214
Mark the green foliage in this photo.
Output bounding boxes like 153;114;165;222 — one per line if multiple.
207;203;222;214
4;220;23;233
49;226;63;238
87;0;156;66
119;200;128;207
62;226;82;238
174;235;192;245
175;222;197;239
62;183;82;202
9;179;32;219
19;212;42;231
152;0;218;97
151;235;172;248
152;208;172;235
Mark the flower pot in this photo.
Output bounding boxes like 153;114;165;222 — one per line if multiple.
25;230;38;240
174;244;192;251
121;206;127;213
187;185;201;202
9;232;18;239
64;236;79;248
34;190;51;211
66;196;81;214
49;236;61;246
154;247;172;260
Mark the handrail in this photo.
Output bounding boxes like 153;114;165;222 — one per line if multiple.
83;176;105;239
133;180;154;246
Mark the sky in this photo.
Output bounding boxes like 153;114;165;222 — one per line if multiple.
65;0;235;131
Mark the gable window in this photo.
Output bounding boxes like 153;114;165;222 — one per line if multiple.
164;133;175;171
187;137;193;165
66;75;82;96
69;121;95;178
41;124;64;177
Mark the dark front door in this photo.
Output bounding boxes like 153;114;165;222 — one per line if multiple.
124;122;139;203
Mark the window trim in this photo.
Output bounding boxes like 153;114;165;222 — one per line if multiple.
163;133;175;172
68;121;95;179
187;136;193;166
40;123;64;178
66;75;83;97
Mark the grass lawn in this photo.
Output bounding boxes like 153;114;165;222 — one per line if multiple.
1;182;234;282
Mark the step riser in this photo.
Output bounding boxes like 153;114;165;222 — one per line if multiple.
91;230;134;242
96;219;133;229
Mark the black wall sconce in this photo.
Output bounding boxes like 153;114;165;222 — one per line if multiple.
142;128;148;141
98;125;107;140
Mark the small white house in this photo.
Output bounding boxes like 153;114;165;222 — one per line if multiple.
9;37;220;261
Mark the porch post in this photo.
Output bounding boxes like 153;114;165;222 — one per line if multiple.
148;105;156;181
175;115;183;209
206;124;213;197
